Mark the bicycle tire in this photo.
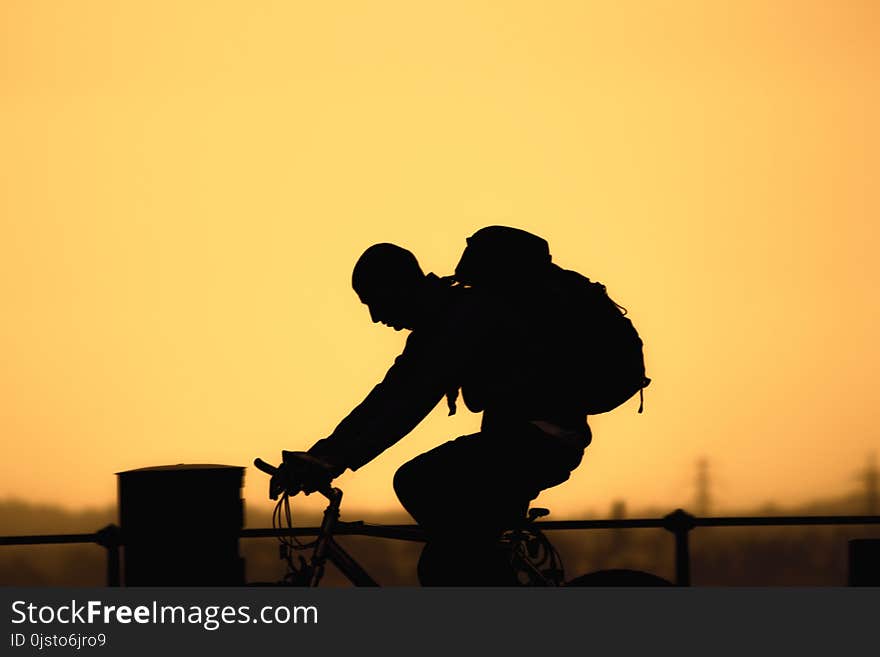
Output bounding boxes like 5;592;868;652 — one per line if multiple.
565;569;673;586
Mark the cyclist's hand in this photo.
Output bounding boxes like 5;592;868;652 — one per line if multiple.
253;458;287;500
279;450;337;496
268;460;303;498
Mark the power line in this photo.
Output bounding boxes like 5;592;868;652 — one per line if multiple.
860;452;878;515
695;458;711;516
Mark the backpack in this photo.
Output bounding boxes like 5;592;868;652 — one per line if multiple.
453;226;650;415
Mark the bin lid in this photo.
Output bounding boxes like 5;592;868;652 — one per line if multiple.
116;464;244;475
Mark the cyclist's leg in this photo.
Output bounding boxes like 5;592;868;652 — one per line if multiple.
416;537;517;586
393;432;524;585
394;425;584;529
393;425;584;585
393;433;518;529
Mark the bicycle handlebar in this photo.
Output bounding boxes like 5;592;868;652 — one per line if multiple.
254;454;337;501
253;458;278;476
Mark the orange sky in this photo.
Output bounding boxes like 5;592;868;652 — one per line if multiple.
1;1;878;519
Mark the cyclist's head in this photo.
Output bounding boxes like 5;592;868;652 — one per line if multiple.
352;243;426;331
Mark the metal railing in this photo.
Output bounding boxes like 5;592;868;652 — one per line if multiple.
2;511;879;586
0;525;123;587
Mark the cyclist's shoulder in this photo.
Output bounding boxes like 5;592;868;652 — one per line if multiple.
420;274;481;321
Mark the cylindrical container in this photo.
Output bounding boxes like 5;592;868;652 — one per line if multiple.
848;538;880;586
117;464;245;586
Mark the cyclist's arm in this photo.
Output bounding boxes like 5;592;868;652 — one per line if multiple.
308;308;474;472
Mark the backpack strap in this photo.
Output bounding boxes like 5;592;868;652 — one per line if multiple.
446;387;459;416
637;377;651;413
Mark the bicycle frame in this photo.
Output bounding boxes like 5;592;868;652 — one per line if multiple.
256;453;565;586
299;488;380;587
274;485;563;587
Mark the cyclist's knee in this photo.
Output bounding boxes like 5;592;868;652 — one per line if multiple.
392;459;422;506
393;452;448;514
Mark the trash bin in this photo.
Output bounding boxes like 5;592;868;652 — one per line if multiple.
117;464;245;586
848;538;880;586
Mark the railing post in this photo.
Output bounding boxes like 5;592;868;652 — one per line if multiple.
96;524;122;587
662;509;696;586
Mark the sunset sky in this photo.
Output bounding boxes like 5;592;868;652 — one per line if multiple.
1;1;878;521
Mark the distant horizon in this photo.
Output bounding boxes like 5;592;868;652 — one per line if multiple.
1;464;874;522
3;448;877;520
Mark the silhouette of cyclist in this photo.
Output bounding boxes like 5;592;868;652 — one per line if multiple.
279;238;590;585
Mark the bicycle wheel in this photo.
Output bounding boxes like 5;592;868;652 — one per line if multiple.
565;569;673;586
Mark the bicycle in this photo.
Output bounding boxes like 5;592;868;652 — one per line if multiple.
254;454;671;587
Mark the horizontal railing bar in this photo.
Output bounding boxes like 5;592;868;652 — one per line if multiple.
241;522;427;542
0;533;102;546
342;524;427;542
695;515;880;528
240;527;320;539
3;515;879;547
537;519;667;530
